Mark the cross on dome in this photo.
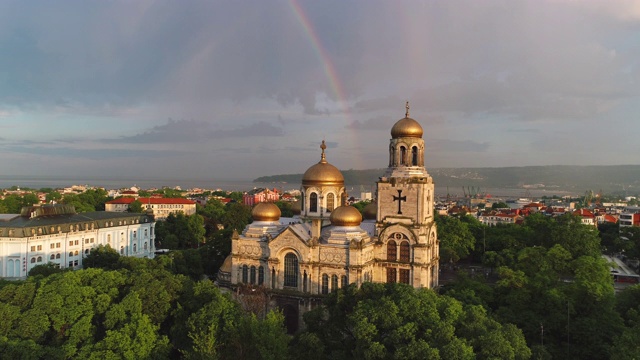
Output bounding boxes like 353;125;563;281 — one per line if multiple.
405;101;410;118
320;140;327;162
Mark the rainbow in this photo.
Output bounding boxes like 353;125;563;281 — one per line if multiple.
288;0;351;117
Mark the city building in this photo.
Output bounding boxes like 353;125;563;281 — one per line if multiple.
243;188;280;206
0;204;155;279
105;197;196;220
218;103;439;332
619;207;640;228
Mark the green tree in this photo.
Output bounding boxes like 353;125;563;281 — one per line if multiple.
436;214;476;264
83;245;121;270
128;199;144;213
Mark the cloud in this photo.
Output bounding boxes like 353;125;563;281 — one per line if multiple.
2;145;185;160
105;119;284;144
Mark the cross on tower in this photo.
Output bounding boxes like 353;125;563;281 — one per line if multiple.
393;189;407;214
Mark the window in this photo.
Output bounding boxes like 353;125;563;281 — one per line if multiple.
331;275;338;292
303;271;308;292
50;254;55;260
69;252;73;257
85;239;90;244
84;249;89;255
56;254;60;259
387;268;397;283
90;238;94;243
50;243;55;249
69;241;74;247
144;242;148;250
31;246;36;252
341;275;348;288
387;240;397;261
74;250;79;256
412;146;418;166
250;266;256;285
56;242;60;248
144;229;148;238
133;231;137;239
258;266;264;285
37;245;42;251
133;244;137;253
69;261;73;267
400;146;407;165
31;258;36;263
400;269;410;284
74;260;78;266
74;240;79;245
242;265;248;283
400;241;410;262
107;234;111;243
120;246;124;255
284;253;299;288
37;256;42;262
272;268;276;288
310;193;318;212
326;193;335;212
321;274;329;294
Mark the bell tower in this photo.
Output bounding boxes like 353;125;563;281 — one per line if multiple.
375;102;439;288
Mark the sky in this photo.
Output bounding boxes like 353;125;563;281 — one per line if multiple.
1;0;640;182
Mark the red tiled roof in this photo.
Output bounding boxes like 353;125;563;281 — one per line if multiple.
107;197;195;205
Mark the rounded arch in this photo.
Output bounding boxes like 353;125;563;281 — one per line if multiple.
283;252;299;288
309;192;318;212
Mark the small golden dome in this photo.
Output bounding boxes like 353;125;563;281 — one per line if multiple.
330;205;362;226
363;202;377;220
302;140;345;186
291;200;301;215
252;202;281;221
391;101;423;139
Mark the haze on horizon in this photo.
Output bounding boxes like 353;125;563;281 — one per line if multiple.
1;0;639;182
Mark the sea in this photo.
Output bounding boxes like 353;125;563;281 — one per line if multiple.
0;175;578;199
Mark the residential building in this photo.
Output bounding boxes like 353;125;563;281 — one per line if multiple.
105;197;196;220
0;204;155;279
619;207;640;228
243;188;280;206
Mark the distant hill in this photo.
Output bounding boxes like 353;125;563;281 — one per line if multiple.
254;165;640;194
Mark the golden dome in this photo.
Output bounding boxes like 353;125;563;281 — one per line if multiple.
252;202;281;221
391;101;423;139
291;200;301;215
330;205;362;226
302;140;345;186
363;202;377;220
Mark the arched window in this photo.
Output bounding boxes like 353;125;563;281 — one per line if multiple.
341;275;348;288
331;275;338;292
326;193;335;212
31;258;36;263
258;266;264;285
310;193;318;212
400;241;410;262
37;256;42;262
56;253;61;259
120;246;124;255
412;146;418;166
272;268;276;288
321;274;329;294
387;240;397;261
390;146;395;166
284;253;299;287
250;266;256;285
400;146;407;165
133;244;137;253
242;265;248;283
144;229;148;238
144;242;148;250
74;250;79;256
303;271;308;292
69;252;74;257
84;249;89;255
301;192;304;210
50;254;55;260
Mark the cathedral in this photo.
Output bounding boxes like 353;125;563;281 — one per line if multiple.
218;103;439;331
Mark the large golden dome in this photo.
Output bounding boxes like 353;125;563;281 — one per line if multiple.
363;202;377;220
302;140;345;186
252;202;281;221
391;101;423;139
330;205;362;226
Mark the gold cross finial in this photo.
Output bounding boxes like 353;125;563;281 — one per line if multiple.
320;140;327;161
405;101;410;118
